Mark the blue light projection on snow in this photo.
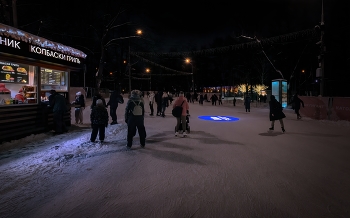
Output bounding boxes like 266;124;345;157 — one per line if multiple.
198;116;239;122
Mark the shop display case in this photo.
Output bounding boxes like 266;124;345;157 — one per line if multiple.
23;85;37;103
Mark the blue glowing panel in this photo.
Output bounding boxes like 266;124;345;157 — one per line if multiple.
198;116;239;122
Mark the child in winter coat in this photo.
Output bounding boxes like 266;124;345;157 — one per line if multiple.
90;99;109;143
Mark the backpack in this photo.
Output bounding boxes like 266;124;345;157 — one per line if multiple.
172;101;184;117
131;100;143;116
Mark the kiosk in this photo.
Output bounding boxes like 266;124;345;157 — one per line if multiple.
0;23;87;143
271;79;288;108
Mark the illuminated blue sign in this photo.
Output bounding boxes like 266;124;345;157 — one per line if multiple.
198;116;239;122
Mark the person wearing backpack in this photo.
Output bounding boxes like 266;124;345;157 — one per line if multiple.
124;90;147;149
173;91;189;137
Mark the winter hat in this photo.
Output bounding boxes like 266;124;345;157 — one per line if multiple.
76;91;81;95
19;89;23;93
96;99;103;105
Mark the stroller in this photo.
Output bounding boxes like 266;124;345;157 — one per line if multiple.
175;113;190;134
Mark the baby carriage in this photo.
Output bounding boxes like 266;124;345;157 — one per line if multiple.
174;113;190;133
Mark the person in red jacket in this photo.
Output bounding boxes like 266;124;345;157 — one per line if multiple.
173;91;189;137
15;89;25;103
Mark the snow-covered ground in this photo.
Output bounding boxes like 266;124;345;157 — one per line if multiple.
1;97;349;218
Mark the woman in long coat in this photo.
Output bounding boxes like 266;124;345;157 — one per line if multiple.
269;95;286;132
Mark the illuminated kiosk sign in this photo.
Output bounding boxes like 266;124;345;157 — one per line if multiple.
198;116;239;122
0;23;86;66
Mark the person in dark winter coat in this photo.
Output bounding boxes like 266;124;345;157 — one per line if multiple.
107;90;124;125
218;94;223;105
244;96;251;112
155;91;163;116
90;99;109;143
49;90;68;134
125;90;147;149
210;94;218;105
91;92;107;109
233;97;236;106
290;94;304;119
269;95;286;132
199;93;204;105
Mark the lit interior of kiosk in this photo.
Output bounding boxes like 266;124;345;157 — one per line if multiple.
0;60;68;105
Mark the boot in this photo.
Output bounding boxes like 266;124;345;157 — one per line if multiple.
269;127;274;130
281;127;285;133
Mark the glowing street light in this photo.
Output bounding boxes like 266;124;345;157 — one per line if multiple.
128;29;143;93
146;68;151;90
185;58;194;92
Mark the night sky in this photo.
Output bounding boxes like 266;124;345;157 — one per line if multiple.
1;0;349;95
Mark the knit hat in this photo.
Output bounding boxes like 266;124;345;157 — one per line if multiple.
96;99;103;105
76;91;81;95
19;89;23;93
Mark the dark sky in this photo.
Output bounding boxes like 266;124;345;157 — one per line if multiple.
8;0;346;52
128;0;323;49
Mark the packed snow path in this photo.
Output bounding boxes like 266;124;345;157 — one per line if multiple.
1;97;349;218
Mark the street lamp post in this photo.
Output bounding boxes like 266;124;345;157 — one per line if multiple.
186;58;194;92
128;29;142;94
146;68;151;91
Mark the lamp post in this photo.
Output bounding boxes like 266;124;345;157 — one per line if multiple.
128;29;142;94
185;58;194;92
146;68;151;91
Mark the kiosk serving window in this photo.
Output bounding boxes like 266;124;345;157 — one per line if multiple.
40;68;68;91
0;60;38;105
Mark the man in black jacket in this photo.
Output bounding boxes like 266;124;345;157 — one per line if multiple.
290;93;304;119
125;90;146;149
107;90;124;125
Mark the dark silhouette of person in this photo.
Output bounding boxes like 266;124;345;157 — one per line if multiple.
107;90;124;124
269;95;286;132
290;94;304;119
49;90;68;134
124;90;147;149
244;95;251;112
233;97;236;106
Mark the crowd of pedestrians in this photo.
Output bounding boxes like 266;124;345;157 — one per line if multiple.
47;88;304;149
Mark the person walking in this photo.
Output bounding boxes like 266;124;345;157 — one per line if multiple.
269;95;286;132
210;94;218;105
199;93;204;105
90;99;109;143
244;95;251;112
290;93;304;119
49;90;68;134
233;96;236;107
106;90;124;125
72;91;85;124
218;94;223;105
125;90;147;149
155;90;163;116
161;91;169;117
173;91;189;137
148;91;155;116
